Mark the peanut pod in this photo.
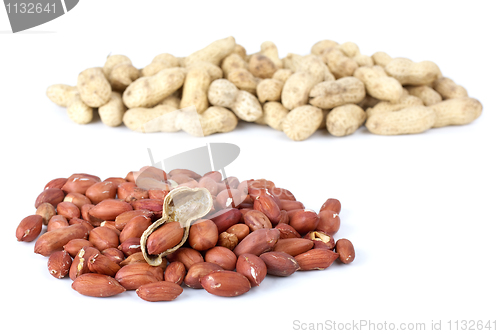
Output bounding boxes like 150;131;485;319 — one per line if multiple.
140;187;212;266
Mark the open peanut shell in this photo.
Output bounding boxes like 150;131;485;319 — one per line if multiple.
140;186;212;266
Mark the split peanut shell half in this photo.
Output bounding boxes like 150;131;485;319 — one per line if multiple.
140;186;212;266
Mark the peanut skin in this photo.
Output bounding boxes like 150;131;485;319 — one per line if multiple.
34;224;89;256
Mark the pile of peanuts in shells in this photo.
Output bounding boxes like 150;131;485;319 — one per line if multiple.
16;167;354;301
46;37;482;141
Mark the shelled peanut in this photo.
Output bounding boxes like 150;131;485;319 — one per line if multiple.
46;37;481;140
16;166;355;301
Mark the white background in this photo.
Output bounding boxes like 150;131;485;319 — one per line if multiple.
1;1;499;333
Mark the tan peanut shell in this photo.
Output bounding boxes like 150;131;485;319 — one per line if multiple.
272;69;293;83
296;55;333;83
185;36;236;66
339;42;361;58
326;104;366;137
365;105;436;135
103;55;139;91
244;52;254;63
260;41;283;69
208;79;262;122
385;58;441;85
123;105;178;133
108;64;140;92
221;53;248;78
142;53;180;77
282;105;323;141
432;77;468;99
180;67;211;114
77;67;112;108
366;95;424;118
281;56;330;110
227;68;260;94
318;109;329;130
231;44;247;59
323;48;359;78
159;94;181;109
176;57;186;68
401;88;410;97
429;97;482;128
261;102;289;131
311;40;339;56
46;84;78;107
254;114;266;126
67;95;93;125
232;90;263;122
45;37;482;137
357;95;380;110
122;67;185;108
185;61;223;81
371;51;393;67
281;71;317;110
406;85;442;106
354;66;403;103
176;106;238;136
103;55;131;78
309;77;366;109
256;79;283;103
208;79;239;108
98;91;126;127
248;54;278;79
282;53;303;72
353;54;374;67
